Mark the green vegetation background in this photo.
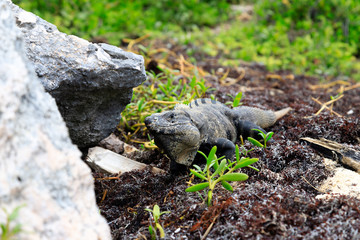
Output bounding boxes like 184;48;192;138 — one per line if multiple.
14;0;360;81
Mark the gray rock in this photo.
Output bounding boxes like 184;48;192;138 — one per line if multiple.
317;158;360;200
99;133;126;154
0;1;111;239
9;2;146;148
99;133;141;155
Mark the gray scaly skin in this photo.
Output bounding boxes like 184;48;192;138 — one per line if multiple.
145;98;291;171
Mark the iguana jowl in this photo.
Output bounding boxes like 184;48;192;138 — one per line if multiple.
145;98;290;170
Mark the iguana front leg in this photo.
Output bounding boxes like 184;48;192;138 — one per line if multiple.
201;138;236;160
236;120;269;142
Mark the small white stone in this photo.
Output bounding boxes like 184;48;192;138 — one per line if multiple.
347;109;354;115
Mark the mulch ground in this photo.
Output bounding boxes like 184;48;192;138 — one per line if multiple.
92;39;360;240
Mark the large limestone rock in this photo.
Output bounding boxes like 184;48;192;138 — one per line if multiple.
9;2;146;148
0;1;111;239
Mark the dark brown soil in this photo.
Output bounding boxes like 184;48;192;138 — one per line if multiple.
93;40;360;240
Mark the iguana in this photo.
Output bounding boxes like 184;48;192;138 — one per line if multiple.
145;98;291;171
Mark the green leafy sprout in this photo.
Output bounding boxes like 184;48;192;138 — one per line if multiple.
1;205;24;240
145;204;170;240
185;145;259;206
247;129;274;149
226;92;243;108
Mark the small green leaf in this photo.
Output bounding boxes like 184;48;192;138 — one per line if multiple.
8;206;21;221
1;224;7;235
208;157;217;169
11;224;22;234
190;76;197;88
252;128;266;138
248;137;264;148
213;157;219;171
137;98;146;112
159;211;171;216
234;158;259;170
219;173;249;181
156;222;166;238
207;146;218;166
247;165;260;171
211;159;226;178
149;225;155;239
185;182;210;192
235;144;240;161
233;92;243;107
190;169;207;180
159;85;167;94
153;205;160;220
193;164;202;172
198;150;208;161
266;132;274;142
196;82;206;92
221;180;233;192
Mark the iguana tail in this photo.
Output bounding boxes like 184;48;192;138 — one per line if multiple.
274;107;292;121
233;106;291;128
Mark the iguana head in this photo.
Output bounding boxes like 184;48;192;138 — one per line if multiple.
144;110;200;167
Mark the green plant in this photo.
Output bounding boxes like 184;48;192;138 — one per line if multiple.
330;93;342;101
145;204;170;240
182;0;360;82
247;129;274;149
226;92;243;107
185;145;259;206
1;205;24;240
14;0;232;44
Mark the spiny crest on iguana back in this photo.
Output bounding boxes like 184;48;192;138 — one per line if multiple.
177;98;283;129
175;98;223;110
145;98;291;172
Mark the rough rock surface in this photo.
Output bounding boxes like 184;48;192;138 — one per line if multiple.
317;158;360;199
0;1;111;239
9;2;146;148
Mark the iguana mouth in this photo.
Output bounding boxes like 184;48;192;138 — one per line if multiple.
150;125;201;166
156;135;199;166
